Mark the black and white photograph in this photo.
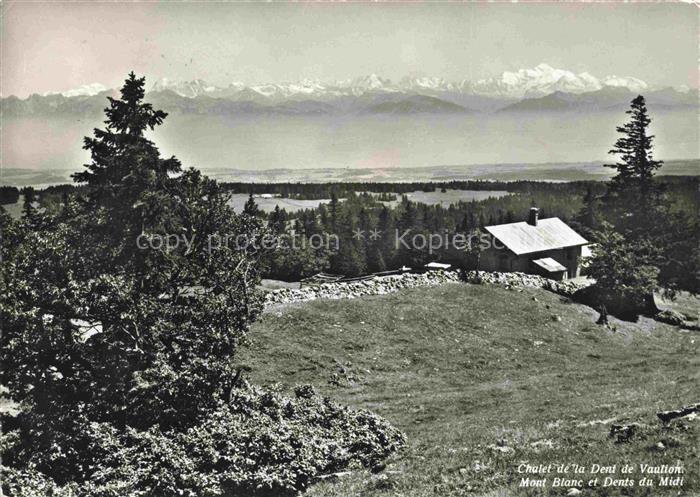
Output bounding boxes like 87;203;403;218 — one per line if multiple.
0;1;698;496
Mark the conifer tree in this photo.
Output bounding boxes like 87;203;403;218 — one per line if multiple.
71;72;184;278
588;96;672;313
607;95;663;192
574;186;602;237
599;95;671;258
243;193;260;217
329;190;339;232
268;205;286;233
20;187;36;218
377;205;396;267
331;209;366;277
74;72;181;228
604;95;667;236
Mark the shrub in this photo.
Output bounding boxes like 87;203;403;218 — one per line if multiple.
2;384;405;497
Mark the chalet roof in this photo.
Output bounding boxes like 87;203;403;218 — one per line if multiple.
532;257;567;273
485;218;588;255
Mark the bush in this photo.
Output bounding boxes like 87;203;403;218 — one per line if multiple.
2;384;405;497
573;284;656;321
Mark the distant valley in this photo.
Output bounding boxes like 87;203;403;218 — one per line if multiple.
3;160;698;188
2;64;697;179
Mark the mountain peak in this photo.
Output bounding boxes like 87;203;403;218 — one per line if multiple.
150;78;218;98
601;75;648;92
43;83;108;98
470;63;649;98
351;74;393;90
534;63;555;72
400;76;453;92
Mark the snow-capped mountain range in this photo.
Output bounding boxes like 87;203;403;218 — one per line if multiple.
465;64;648;98
28;63;681;101
5;64;694;117
139;64;653;100
44;83;109;98
150;78;219;98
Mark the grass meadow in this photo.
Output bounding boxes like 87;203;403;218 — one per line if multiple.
240;283;699;496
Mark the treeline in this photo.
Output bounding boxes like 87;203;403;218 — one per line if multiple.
222;176;697;213
8;175;697;217
9;176;697;284
222;178;606;200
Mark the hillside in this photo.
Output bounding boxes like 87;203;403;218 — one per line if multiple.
240;283;699;496
366;95;468;114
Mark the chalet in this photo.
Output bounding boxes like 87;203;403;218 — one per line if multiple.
481;208;588;280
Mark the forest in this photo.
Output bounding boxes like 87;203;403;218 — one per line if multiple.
7;175;698;287
243;176;698;287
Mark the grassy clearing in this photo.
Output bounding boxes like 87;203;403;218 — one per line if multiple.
240;283;699;496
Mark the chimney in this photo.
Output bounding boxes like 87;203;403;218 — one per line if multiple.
528;207;539;226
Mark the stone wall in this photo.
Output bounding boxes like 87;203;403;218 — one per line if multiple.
460;271;589;297
263;270;590;309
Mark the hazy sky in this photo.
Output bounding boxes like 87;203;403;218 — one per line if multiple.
2;2;698;97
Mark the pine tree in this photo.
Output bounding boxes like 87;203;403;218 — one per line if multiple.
331;209;366;277
302;210;319;236
74;72;181;208
574;186;601;237
601;95;668;261
607;95;663;192
585;223;660;316
398;196;416;231
329;191;339;232
72;72;182;272
243;193;260;217
20;187;36;218
377;205;396;267
318;204;329;230
268;205;287;234
587;95;678;313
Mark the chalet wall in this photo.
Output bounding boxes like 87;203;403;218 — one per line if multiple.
481;241;583;279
